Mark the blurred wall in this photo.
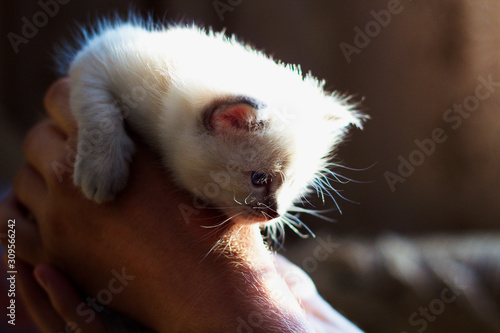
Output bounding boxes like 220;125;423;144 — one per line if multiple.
1;0;499;234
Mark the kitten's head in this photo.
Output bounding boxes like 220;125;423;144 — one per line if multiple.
177;90;363;225
166;26;364;225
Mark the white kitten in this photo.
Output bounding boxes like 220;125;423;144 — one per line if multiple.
65;21;364;225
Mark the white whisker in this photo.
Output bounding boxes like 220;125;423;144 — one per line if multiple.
244;191;254;205
287;206;336;222
199;239;223;263
263;218;285;251
257;202;278;214
233;189;243;205
200;212;243;228
280;214;312;239
325;161;377;172
322;168;352;184
298;192;315;207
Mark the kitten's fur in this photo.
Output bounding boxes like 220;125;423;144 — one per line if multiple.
65;21;363;225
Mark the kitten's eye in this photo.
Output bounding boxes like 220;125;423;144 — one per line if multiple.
251;172;270;187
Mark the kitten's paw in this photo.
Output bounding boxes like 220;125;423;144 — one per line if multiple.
73;134;135;203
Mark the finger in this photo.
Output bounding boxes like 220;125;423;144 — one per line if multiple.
23;120;73;186
14;165;47;220
34;264;109;332
44;78;77;137
274;254;317;298
0;194;44;266
274;255;363;332
14;259;69;333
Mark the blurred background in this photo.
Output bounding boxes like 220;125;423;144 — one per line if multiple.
1;0;499;332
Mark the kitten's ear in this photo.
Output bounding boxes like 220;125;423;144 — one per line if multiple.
211;104;256;131
207;98;265;133
324;95;366;130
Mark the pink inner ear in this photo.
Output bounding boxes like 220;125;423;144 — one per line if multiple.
211;103;257;132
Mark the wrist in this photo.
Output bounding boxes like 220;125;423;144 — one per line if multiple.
152;224;313;332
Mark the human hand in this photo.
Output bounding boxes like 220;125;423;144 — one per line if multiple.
0;79;319;332
9;253;363;333
1;78;205;331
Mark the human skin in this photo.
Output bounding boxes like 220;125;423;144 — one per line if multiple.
0;79;364;333
0;79;314;332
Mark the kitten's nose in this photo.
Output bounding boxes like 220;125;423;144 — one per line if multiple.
265;208;280;219
264;199;280;219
